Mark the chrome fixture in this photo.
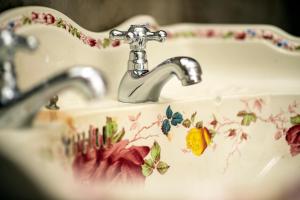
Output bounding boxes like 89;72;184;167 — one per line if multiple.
109;25;202;103
0;29;107;128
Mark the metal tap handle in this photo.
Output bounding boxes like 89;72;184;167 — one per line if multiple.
0;29;38;60
109;25;167;51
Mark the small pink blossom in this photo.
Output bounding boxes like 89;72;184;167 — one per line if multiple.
240;132;248;141
86;37;97;47
274;131;282;140
262;32;273;40
129;112;141;131
206;29;215;37
253;98;265;112
128;112;141;122
235;32;246;40
112;40;120;47
31;12;39;20
210;119;218;129
43;13;55;24
288;101;298;113
228;129;237;138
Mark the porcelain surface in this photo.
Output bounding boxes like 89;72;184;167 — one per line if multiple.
0;6;300;199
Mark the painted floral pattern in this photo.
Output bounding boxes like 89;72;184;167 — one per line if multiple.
1;11;300;52
186;127;212;156
157;99;300;172
285;116;300;156
35;96;300;187
72;117;169;184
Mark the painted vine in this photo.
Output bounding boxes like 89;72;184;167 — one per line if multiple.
1;11;300;52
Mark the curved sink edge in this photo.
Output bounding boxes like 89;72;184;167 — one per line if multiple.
54;92;300;117
0;6;299;54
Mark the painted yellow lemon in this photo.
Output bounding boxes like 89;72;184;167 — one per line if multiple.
186;127;211;156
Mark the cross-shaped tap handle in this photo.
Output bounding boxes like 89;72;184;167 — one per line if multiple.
109;25;167;51
0;28;38;60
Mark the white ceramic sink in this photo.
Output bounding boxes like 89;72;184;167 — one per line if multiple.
0;6;300;199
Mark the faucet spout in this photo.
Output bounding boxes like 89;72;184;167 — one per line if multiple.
118;56;202;103
0;66;106;128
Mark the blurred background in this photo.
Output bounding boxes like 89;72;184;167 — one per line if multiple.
0;0;299;36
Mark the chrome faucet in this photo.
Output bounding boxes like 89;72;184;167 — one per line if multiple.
0;29;107;128
109;25;202;103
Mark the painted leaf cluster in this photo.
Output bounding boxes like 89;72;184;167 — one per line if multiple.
161;106;184;135
56;18;66;29
142;141;170;176
237;111;257;126
103;117;125;144
182;112;205;129
291;115;300;125
161;119;171;135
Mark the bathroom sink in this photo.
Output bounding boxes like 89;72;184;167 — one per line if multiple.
1;6;300;199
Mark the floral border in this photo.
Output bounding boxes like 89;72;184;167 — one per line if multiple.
159;99;300;172
1;11;300;52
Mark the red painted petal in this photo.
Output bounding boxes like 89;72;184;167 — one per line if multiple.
120;160;145;183
92;159;110;180
104;160;122;180
129;146;150;158
286;125;300;144
102;140;129;159
290;144;300;156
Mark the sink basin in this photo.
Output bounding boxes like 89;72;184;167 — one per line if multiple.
1;6;300;199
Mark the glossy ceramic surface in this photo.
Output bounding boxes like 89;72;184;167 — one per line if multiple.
0;6;300;199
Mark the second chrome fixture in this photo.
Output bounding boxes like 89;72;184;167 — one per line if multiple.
110;24;203;103
0;29;107;128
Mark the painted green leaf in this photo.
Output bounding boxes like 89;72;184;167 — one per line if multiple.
102;126;107;144
150;141;161;163
142;163;153;177
291;115;300;125
75;31;81;39
112;128;125;143
68;25;74;33
102;38;110;48
295;45;300;50
105;117;118;138
22;17;31;25
56;18;66;29
161;119;171;135
166;105;173;119
191;112;197;123
144;159;155;168
240;113;257;126
182;119;191;128
209;129;217;138
196;121;203;129
156;161;170;175
223;31;234;38
171;112;183;126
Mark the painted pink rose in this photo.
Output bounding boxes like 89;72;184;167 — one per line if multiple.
31;12;39;20
286;124;300;156
206;29;215;37
73;139;150;184
235;32;246;40
111;40;120;47
87;38;97;47
43;13;55;24
262;32;273;40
